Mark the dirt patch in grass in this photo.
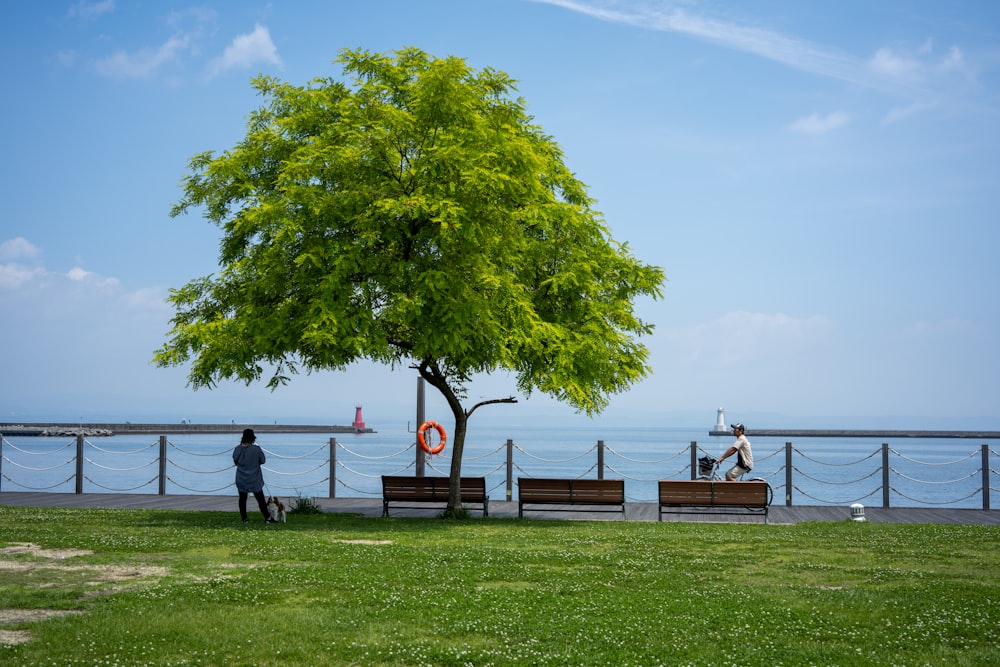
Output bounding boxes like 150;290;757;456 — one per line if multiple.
0;542;93;560
0;609;84;645
0;542;168;645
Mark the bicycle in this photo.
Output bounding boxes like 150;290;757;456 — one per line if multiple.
697;455;775;505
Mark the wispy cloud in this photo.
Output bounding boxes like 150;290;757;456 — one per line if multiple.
90;8;216;81
206;24;282;80
789;111;850;135
664;311;833;367
533;0;974;104
67;0;114;21
94;34;193;80
0;237;41;261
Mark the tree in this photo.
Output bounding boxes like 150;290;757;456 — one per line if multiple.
155;47;665;515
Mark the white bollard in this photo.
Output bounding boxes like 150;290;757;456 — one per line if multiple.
850;503;867;522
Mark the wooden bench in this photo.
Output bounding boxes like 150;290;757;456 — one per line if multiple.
658;480;771;523
517;478;626;519
381;476;489;517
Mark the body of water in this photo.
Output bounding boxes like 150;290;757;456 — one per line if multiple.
2;421;997;509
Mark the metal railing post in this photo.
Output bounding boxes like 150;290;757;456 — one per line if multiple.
75;434;85;494
882;443;890;508
506;439;514;501
158;435;167;495
982;444;990;511
597;440;605;480
690;441;698;479
785;442;793;506
329;438;337;498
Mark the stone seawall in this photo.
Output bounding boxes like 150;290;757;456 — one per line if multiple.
708;429;1000;439
0;423;374;436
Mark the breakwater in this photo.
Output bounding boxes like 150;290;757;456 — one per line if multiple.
709;429;1000;439
0;422;375;437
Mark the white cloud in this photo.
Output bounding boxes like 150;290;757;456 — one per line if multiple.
535;0;979;104
664;311;833;367
0;237;41;261
67;0;114;21
533;0;878;92
0;263;44;290
67;266;120;289
881;101;932;126
94;34;193;80
123;287;169;310
89;8;216;81
869;47;922;80
868;43;970;84
206;24;282;79
789;111;850;135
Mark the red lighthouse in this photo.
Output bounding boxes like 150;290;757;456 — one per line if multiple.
352;405;365;431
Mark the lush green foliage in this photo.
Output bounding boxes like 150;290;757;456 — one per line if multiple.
156;46;663;414
1;506;997;666
287;493;323;515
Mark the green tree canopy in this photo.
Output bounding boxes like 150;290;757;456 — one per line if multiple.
156;47;665;514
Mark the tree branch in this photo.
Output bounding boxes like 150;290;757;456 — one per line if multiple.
466;396;518;418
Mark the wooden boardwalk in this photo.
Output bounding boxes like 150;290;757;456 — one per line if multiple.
1;492;997;525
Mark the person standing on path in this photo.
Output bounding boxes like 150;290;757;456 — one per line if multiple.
717;422;754;481
233;428;275;524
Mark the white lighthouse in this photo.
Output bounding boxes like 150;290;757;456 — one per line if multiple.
712;407;728;435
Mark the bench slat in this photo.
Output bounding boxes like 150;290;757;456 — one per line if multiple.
658;480;769;523
381;476;488;516
517;478;626;519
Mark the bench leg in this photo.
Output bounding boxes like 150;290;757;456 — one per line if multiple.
382;500;389;517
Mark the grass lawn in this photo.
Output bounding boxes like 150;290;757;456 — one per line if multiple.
0;506;997;666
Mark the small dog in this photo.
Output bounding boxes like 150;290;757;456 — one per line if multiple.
266;496;287;523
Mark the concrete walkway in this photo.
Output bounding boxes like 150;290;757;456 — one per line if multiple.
2;492;998;525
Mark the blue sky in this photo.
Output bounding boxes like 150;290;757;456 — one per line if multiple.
1;0;998;429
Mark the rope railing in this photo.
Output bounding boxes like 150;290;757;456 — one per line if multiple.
1;472;76;491
262;444;329;460
2;457;76;472
167;459;233;475
166;477;234;494
2;440;75;455
337;442;413;460
793;466;882;485
86;441;158;455
83;475;157;492
513;443;596;463
605;446;685;465
262;461;329;476
793;484;881;505
890;487;981;505
889;468;980;485
793;448;881;466
889;449;979;466
0;435;995;510
84;457;158;473
168;442;231;457
752;447;784;463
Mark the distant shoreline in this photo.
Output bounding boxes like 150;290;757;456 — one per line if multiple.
0;422;375;437
709;429;1000;439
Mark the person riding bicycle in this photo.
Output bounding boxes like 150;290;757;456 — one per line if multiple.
717;422;753;481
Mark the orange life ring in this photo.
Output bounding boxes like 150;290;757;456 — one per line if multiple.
417;420;447;455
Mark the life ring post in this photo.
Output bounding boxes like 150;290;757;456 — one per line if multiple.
417;420;447;455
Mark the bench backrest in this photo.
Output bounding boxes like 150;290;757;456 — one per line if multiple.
381;476;486;501
658;480;768;506
518;478;624;504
